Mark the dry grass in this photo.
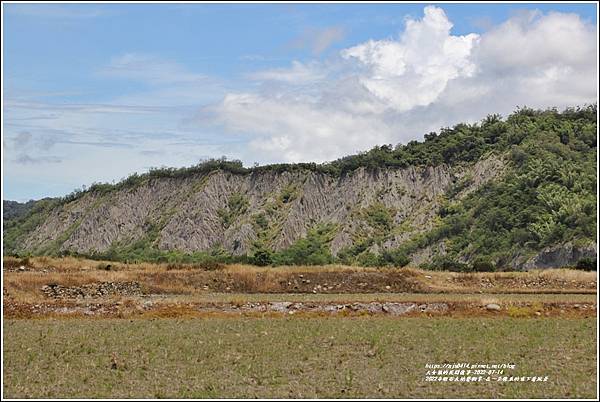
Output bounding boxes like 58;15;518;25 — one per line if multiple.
224;263;379;273
5;256;596;278
3;257;596;305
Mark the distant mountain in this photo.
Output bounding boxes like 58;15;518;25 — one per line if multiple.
3;199;53;222
3;106;597;270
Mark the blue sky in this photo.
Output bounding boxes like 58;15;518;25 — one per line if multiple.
2;2;598;201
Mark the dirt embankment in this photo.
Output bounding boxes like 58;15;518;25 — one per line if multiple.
3;258;597;300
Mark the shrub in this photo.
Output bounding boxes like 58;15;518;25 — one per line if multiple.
251;248;273;267
575;257;597;271
380;249;410;267
471;257;496;272
356;252;384;267
431;256;471;272
272;224;336;266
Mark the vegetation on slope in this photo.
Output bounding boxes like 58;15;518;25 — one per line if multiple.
421;105;597;269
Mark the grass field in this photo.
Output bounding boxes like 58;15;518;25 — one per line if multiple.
3;317;596;399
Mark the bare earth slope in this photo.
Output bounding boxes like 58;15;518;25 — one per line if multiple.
9;156;507;262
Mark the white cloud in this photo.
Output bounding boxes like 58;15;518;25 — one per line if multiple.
204;6;597;164
476;10;595;70
247;61;326;84
210;93;391;163
3;54;231;199
100;53;209;86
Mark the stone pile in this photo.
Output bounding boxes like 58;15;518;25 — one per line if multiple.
199;301;449;316
41;281;142;299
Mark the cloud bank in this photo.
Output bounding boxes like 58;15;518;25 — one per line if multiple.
204;6;597;164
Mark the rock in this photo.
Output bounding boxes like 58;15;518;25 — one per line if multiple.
486;303;501;311
41;281;143;299
382;303;416;316
269;302;292;312
110;353;119;370
522;242;597;269
422;303;448;312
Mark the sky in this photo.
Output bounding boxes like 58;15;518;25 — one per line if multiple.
2;2;598;201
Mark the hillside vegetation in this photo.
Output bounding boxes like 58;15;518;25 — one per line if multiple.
3;105;597;271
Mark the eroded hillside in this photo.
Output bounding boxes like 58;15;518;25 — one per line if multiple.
4;106;597;270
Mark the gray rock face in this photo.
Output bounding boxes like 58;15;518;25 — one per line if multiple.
15;156;507;263
523;242;597;270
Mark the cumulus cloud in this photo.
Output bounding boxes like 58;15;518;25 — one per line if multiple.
342;6;479;112
203;6;597;164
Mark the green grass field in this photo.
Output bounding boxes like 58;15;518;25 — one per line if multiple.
3;317;596;398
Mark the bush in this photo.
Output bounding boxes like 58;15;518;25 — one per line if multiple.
431;256;471;272
356;252;384;267
380;249;410;267
272;224;336;266
575;257;597;271
251;248;272;266
471;257;496;272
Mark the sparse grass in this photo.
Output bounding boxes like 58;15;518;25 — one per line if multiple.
135;292;598;305
3;317;596;398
